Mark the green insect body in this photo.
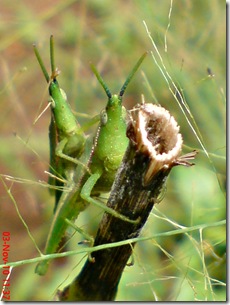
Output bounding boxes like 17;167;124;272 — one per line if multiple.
35;136;94;276
35;48;147;275
49;79;86;187
34;36;86;210
90;97;128;191
49;79;85;157
88;53;147;192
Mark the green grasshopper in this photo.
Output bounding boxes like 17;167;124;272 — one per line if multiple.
34;39;147;275
34;36;87;211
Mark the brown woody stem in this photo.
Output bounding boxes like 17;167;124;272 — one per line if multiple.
59;103;197;301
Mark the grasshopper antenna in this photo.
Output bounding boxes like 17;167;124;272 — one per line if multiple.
33;35;60;83
33;42;50;83
50;35;60;81
50;35;56;77
90;64;112;99
119;52;147;97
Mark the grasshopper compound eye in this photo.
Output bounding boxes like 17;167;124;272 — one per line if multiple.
100;109;108;126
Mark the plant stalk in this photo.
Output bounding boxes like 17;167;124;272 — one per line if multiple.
58;103;197;301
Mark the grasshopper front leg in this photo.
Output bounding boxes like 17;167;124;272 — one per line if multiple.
80;172;139;224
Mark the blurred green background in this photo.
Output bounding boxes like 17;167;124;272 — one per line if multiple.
0;0;226;301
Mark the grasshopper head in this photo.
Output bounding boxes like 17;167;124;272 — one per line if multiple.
91;53;147;171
